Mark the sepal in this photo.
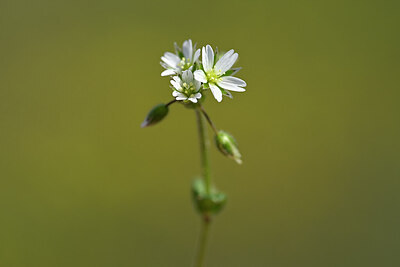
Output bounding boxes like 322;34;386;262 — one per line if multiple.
192;178;227;215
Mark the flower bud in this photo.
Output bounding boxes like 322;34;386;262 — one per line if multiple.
141;103;169;128
215;130;242;164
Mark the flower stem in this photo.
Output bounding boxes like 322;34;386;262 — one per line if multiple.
199;105;218;134
194;108;212;267
194;217;211;267
166;99;177;107
195;109;211;195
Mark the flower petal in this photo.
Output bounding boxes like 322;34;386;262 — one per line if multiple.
194;93;202;99
172;91;179;97
170;79;182;90
219;76;247;87
214;49;233;72
194;70;207;83
161;52;180;67
188;97;198;103
214;51;238;73
161;69;176;76
202;45;214;72
209;83;223;102
176;96;187;101
174;42;180;53
182;39;193;59
160;62;169;69
193;49;200;62
182;70;193;83
172;76;181;83
194;79;201;90
217;79;246;92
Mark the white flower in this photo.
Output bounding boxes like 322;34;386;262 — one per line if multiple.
194;45;246;102
160;39;201;76
170;70;202;103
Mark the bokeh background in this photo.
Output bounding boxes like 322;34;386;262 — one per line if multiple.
1;0;399;266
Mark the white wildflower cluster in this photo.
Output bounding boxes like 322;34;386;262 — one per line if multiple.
161;40;246;103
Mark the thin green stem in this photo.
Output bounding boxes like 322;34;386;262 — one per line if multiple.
199;105;218;134
194;217;211;267
195;109;211;195
194;108;212;267
166;99;177;107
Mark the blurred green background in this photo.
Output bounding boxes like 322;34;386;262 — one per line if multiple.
1;0;399;266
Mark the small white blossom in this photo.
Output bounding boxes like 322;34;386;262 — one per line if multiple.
161;39;201;76
171;70;202;103
194;45;246;102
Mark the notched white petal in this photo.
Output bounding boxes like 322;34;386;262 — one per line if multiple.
182;70;189;82
172;76;181;83
170;81;181;90
202;45;214;72
182;69;193;82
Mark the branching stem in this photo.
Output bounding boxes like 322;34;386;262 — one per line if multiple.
199;105;218;134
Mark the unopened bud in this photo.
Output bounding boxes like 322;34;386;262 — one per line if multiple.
215;130;242;164
141;103;169;128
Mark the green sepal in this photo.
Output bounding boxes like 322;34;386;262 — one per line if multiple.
141;103;169;128
192;178;227;215
223;69;235;76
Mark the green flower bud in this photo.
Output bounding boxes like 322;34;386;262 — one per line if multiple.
141;103;169;128
215;130;242;164
192;178;227;215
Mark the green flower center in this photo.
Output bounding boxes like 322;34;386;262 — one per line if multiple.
179;57;192;70
206;69;222;83
181;82;197;97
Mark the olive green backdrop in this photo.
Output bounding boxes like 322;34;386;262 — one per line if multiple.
1;0;399;266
